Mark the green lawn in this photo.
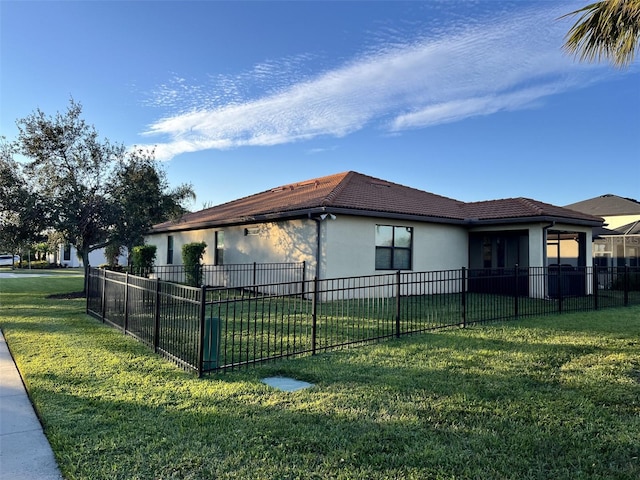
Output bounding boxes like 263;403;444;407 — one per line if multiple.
1;273;639;480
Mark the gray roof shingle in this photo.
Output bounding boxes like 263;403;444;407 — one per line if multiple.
565;194;640;216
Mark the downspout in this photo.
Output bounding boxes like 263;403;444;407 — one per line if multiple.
310;214;322;279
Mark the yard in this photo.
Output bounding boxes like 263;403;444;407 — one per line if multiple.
1;273;639;479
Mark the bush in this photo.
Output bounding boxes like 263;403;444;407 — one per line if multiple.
182;242;206;286
104;243;123;268
15;260;53;269
131;245;157;277
613;272;640;291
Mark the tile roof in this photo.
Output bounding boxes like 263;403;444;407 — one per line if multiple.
151;171;602;232
462;197;601;222
565;194;640;216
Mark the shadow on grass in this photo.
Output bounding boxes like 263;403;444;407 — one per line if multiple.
31;351;640;480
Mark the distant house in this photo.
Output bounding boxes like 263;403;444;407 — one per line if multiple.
565;194;640;267
49;244;127;268
145;171;602;297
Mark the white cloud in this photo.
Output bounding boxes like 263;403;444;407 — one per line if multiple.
142;2;603;161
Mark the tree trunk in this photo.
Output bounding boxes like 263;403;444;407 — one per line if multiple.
82;249;91;295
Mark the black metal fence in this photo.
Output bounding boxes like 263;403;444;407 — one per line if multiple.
86;265;640;376
131;262;306;292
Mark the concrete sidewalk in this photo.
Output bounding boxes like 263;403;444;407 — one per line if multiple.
0;330;63;480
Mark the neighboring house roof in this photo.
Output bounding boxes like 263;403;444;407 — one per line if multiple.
593;226;622;238
608;220;640;235
565;194;640;216
150;171;603;233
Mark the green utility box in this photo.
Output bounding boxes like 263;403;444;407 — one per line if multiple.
203;317;221;370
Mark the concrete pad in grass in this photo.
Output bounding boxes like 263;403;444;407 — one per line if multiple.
262;377;314;392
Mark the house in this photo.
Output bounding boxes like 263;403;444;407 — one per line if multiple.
145;171;602;297
565;194;640;267
49;244;128;268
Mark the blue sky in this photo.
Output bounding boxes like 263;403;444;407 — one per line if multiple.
1;0;638;211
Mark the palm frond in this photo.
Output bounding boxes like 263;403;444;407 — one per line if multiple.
561;0;640;67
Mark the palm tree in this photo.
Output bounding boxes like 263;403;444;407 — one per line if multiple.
562;0;640;67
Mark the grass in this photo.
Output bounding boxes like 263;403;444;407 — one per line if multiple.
1;273;639;479
90;271;640;374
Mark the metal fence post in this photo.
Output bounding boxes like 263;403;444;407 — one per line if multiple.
624;265;630;306
100;269;107;323
123;272;130;333
311;276;318;355
514;265;519;318
197;285;206;377
395;271;401;338
557;266;563;314
593;265;599;310
252;262;257;295
86;268;92;314
461;267;467;328
154;278;161;353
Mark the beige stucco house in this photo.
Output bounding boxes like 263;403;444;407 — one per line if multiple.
145;172;602;298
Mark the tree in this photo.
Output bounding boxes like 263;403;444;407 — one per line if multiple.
562;0;640;67
15;99;123;286
110;147;194;265
13;99;194;290
0;139;46;260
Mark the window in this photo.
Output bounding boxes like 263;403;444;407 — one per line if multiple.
167;236;174;264
470;231;529;270
375;225;412;270
215;231;224;265
63;244;71;261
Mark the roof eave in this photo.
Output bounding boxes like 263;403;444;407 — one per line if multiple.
465;215;603;227
147;206;469;234
147;207;331;234
147;209;603;235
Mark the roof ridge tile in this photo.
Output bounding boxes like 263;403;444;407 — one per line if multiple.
320;171;354;206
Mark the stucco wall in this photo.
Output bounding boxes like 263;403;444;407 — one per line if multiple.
145;216;468;280
146;220;317;270
145;218;595;299
321;216;468;278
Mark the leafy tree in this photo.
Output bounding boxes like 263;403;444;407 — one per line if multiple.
562;0;640;67
15;99;123;285
11;99;195;289
110;148;194;265
0;139;46;260
41;230;65;265
32;242;50;261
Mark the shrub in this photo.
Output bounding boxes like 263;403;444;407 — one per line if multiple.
182;242;206;286
613;271;640;291
15;260;52;269
104;243;123;268
131;245;157;277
